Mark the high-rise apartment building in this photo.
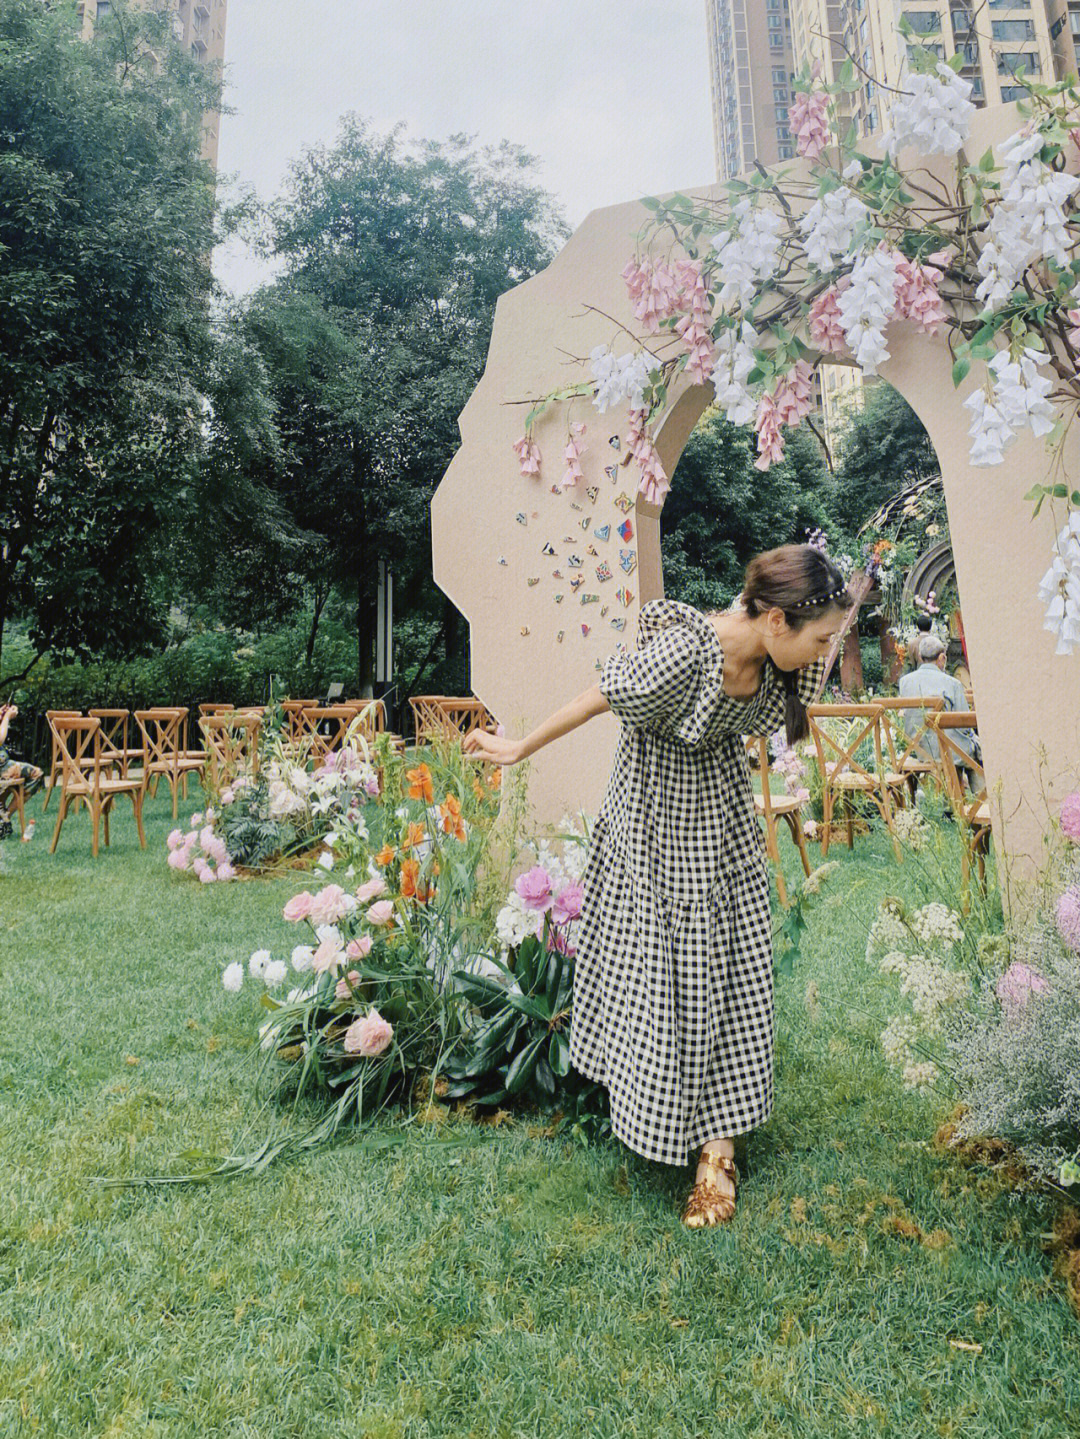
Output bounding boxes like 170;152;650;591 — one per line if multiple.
75;0;227;168
706;0;1080;448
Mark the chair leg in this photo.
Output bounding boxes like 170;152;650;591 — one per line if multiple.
132;789;146;850
170;774;179;821
820;790;833;857
789;813;812;878
91;801;100;859
103;798;111;849
13;786;26;837
49;793;69;854
845;797;854;850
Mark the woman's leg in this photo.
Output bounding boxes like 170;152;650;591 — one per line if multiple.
697;1137;736;1200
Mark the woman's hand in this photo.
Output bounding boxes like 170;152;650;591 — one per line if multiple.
463;729;524;766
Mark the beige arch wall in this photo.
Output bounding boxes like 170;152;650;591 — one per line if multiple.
432;105;1079;886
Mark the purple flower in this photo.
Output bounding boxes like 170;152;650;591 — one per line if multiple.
996;960;1050;1015
515;865;554;913
550;881;584;925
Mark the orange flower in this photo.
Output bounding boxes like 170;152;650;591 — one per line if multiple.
400;858;419;899
472;777;485;802
402;821;427;852
406;763;434;803
438;794;465;841
416;884;436;904
488;767;502;790
374;843;396;867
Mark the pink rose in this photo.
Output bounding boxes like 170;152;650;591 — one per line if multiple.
550;881;584;925
311;938;343;975
1061;791;1080;843
365;775;381;797
192;857;209;879
166;828;184;851
355;876;388;903
198;867;217;884
207;836;230;866
167;849;189;871
182;830;199;851
216;861;237;881
283;891;314;923
346;935;373;959
343;1008;394;1056
515;865;554;913
366;899;395;926
335;970;361;1001
309;884;352;926
550;927;576;958
200;825;216;854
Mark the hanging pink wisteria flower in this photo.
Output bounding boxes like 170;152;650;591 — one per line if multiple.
771;360;814;427
789;89;830;161
672;259;716;386
623;257;682;334
512;434;541;477
754;393;785;472
561;421;587;489
627;407;670;504
1068;308;1080;351
807;285;847;354
894;249;950;334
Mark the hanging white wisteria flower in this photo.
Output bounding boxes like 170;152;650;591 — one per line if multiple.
798;185;871;272
836;245;900;375
1039;513;1080;655
710;320;759;424
710;198;785;309
883;62;975;160
975;130;1080;307
589;345;658;413
964;346;1057;466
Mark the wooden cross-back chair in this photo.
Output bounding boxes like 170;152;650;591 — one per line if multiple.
199;712;262;791
281;700;317;745
41;710;84;813
930;710;990;911
806;703;906;863
88;708;143;781
47;715;146;857
135;708;206;819
409;695;497;747
340;699;407;755
745;736;811;908
296;705;358;763
875;696;945;803
198;703;235;719
0;771;27;837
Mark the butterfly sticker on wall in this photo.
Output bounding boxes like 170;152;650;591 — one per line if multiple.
581;593;599;605
581;624;591;637
567;554;582;569
498;557;508;566
619;549;637;574
586;486;599;503
541;542;556;556
556;631;564;643
580;515;592;530
614;492;634;514
615;586;635;607
550;484;562;496
604;465;618;483
569;576;585;592
593;523;610;542
527;577;540;587
570;501;583;511
520;626;530;636
552;569;563;579
617;519;633;543
611;618;626;631
608;435;620;450
586;544;598;557
595;561;612;582
516;513;527;525
554;593;564;603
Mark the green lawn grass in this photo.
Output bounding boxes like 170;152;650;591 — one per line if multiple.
1;790;1077;1437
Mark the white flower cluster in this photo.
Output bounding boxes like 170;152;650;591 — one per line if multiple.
910;902;963;951
492;812;590;959
798;185;870;272
884;62;975;160
865;900;909;964
897;953;969;1031
836;246;899;375
892;807;928;852
710;198;784;309
223;949;290;993
590;346;659;413
901;1060;938;1092
881;1013;919;1066
963;347;1056;467
975;130;1079;309
710;321;759;425
1038;511;1080;655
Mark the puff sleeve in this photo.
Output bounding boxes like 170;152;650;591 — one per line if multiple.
598;603;703;733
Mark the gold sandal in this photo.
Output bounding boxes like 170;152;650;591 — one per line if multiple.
682;1151;739;1228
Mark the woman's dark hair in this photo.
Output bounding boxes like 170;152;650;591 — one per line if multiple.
741;544;851;745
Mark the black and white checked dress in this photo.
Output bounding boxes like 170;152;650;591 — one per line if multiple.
570;598;826;1167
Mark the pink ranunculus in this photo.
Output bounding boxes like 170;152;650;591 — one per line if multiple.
343;1008;394;1057
550;928;577;958
364;774;380;797
182;830;199;851
189;811;203;829
198;867;217;884
199;825;216;854
335;970;362;1001
1060;790;1080;842
311;938;343;975
551;881;584;926
282;891;314;923
515;865;554;913
166;828;184;851
191;856;209;879
794;787;810;805
346;935;374;959
207;836;230;867
216;861;237;881
365;899;396;926
355;876;388;903
309;884;351;926
220;787;235;805
996;960;1050;1015
167;849;189;871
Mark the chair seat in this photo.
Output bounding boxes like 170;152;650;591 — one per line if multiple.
755;793;802;816
63;777;143;796
901;756;934;772
830;771;905;789
972;801;991;827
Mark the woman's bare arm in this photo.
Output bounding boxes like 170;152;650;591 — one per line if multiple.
462;684;610;766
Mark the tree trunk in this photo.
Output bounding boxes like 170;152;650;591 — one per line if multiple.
305;580;329;668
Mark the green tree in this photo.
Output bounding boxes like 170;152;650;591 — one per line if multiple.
0;0;219;682
829;381;937;535
242;121;569;692
662;408;832;608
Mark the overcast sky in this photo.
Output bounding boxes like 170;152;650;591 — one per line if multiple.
212;0;716;295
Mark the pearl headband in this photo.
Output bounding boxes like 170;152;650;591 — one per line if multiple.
790;586;849;610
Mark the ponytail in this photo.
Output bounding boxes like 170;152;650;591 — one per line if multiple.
782;668;809;747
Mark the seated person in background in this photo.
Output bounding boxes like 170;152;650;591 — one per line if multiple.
0;702;44;836
898;636;979;775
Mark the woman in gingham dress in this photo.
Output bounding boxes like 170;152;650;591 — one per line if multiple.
465;546;850;1227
